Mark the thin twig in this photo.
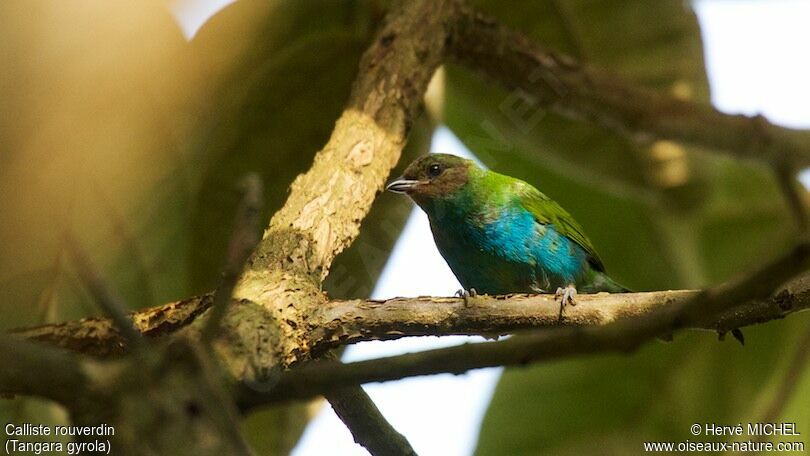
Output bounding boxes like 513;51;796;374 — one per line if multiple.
774;163;808;233
65;233;143;347
36;244;65;323
202;174;264;342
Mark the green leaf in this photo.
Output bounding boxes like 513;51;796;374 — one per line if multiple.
476;315;810;455
0;0;195;434
0;0;193;322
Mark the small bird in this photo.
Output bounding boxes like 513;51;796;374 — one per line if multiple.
386;154;628;310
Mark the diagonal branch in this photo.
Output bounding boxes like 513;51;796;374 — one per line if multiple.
446;6;810;168
221;1;460;454
326;385;417;456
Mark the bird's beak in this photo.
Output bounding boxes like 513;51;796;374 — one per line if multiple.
385;178;422;194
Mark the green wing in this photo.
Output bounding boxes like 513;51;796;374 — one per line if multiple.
516;182;605;272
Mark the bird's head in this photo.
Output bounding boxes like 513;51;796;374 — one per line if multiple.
386;154;475;205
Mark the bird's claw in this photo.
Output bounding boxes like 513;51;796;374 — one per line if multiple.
455;288;478;307
716;328;745;346
555;285;577;320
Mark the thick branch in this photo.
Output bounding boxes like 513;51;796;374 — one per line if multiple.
240;243;810;406
229;0;458;372
304;277;810;355
14;272;810;359
447;7;810;168
220;2;459;454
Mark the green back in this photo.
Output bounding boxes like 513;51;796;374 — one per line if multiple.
473;168;605;272
518;181;605;271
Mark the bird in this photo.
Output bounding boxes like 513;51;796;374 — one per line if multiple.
386;153;628;312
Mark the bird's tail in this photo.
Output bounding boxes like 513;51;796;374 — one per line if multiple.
588;272;632;293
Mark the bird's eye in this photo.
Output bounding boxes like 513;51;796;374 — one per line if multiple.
427;163;442;178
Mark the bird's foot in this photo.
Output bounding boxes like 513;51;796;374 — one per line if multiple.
455;288;478;307
555;285;577;320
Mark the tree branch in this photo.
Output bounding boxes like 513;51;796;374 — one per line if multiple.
239;242;810;406
217;1;459;453
303;278;810;356
14;273;810;360
326;385;417;456
446;6;810;168
12;294;212;356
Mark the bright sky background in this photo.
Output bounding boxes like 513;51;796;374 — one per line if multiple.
171;0;810;454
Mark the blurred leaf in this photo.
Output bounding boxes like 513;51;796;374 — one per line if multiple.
0;0;194;323
242;403;320;456
778;328;810;436
0;0;196;437
476;314;810;455
451;1;803;454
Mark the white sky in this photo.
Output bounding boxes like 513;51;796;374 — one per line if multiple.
170;0;810;454
170;0;235;37
695;0;810;129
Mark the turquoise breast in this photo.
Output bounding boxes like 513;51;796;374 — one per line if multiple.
428;205;590;294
